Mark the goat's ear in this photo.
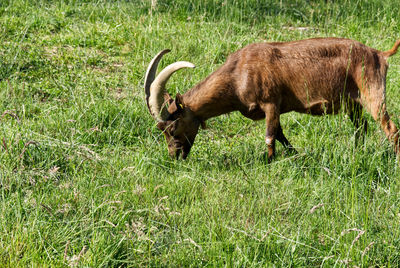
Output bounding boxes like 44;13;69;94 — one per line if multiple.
164;93;173;105
175;93;184;112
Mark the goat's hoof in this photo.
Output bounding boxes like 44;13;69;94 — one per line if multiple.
261;152;274;164
261;152;273;164
285;146;298;156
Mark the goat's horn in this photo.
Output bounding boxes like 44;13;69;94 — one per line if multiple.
144;49;171;118
145;50;195;121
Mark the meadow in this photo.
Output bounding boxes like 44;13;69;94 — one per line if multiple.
1;0;400;266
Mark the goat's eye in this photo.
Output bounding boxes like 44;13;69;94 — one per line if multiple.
166;126;175;136
169;123;179;135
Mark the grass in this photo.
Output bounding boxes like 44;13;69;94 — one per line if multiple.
1;0;400;266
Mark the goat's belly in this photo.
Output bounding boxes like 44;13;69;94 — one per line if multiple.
291;100;341;115
239;100;341;119
239;108;265;120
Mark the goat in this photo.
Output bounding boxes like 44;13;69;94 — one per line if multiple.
144;38;400;162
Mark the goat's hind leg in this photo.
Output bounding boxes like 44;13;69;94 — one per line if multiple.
348;101;368;145
370;102;400;154
360;82;400;154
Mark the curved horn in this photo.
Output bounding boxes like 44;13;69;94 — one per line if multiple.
145;50;195;121
144;49;171;114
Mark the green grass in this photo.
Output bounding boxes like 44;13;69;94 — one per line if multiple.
1;0;400;266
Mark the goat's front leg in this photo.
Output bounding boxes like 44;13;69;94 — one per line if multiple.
263;103;280;163
276;123;297;154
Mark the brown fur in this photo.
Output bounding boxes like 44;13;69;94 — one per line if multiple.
157;38;400;161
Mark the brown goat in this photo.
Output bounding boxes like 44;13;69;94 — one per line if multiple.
144;38;400;162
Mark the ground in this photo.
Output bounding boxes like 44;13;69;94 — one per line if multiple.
1;0;400;266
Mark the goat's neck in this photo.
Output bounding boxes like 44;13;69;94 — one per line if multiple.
182;72;238;121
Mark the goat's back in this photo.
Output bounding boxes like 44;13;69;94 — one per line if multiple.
227;38;387;115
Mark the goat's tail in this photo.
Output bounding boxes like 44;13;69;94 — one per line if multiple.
383;39;400;57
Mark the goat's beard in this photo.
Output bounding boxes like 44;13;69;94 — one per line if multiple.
173;145;191;160
181;148;190;160
174;148;182;160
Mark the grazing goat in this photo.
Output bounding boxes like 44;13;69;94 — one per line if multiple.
144;38;400;162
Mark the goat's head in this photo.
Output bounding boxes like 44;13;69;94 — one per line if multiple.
144;50;200;159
